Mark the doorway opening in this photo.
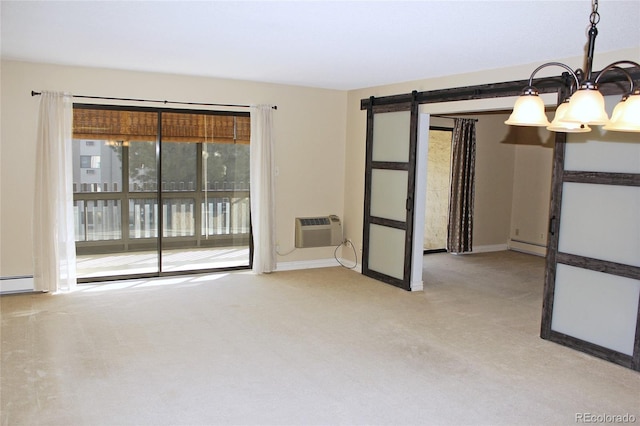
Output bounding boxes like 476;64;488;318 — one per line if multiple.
424;126;452;254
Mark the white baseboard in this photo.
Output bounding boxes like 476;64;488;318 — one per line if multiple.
337;258;361;273
276;258;363;273
278;258;420;290
444;243;545;257
1;276;34;294
276;258;341;271
472;244;509;253
508;240;547;257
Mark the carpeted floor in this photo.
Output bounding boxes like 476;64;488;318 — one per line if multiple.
1;250;639;425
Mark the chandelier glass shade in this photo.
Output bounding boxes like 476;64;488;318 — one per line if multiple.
561;85;609;125
546;100;592;133
505;0;640;133
504;89;550;127
603;93;640;132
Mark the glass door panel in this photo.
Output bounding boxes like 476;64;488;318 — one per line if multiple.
160;112;250;272
127;138;160;272
73;108;160;279
558;183;640;267
370;169;408;221
129;198;158;239
372;111;410;162
73;107;251;280
199;140;251;269
551;264;639;356
369;224;405;280
564;127;640;173
129;140;158;192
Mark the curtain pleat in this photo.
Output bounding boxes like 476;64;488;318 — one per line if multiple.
249;105;276;273
33;92;77;292
447;118;477;254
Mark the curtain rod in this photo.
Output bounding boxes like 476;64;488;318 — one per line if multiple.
431;114;478;122
30;91;277;110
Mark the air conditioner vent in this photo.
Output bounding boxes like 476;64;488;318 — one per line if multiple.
295;215;342;248
299;217;330;227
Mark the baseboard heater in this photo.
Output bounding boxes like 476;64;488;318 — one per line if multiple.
295;215;342;248
1;275;34;294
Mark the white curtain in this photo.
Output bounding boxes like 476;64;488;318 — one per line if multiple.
33;92;77;292
250;105;276;273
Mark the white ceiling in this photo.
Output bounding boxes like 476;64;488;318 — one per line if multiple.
2;0;639;91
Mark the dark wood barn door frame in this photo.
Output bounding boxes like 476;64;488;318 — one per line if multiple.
361;68;640;371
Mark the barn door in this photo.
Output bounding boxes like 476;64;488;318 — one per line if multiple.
362;96;424;291
542;95;640;371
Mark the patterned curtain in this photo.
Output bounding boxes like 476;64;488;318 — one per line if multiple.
447;118;477;254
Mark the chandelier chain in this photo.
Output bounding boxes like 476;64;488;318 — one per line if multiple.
590;0;600;25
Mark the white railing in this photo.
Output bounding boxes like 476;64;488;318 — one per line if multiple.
74;181;249;193
201;198;250;236
74;200;122;241
74;195;249;242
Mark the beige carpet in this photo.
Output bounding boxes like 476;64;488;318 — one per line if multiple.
2;251;639;425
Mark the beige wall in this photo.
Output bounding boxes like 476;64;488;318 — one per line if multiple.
468;113;516;248
2;48;635;277
509;123;555;252
0;60;347;277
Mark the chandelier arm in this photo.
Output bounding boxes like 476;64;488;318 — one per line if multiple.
594;61;640;94
526;62;580;91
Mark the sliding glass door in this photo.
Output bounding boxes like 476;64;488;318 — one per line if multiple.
160;112;250;273
72;106;251;281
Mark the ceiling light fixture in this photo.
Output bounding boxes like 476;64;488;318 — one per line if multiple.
505;0;640;133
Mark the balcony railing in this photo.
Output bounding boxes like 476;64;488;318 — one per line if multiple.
75;180;249;193
74;181;250;252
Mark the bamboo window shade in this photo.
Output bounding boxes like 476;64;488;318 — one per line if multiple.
73;109;250;144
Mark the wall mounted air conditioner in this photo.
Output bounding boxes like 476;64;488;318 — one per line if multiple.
295;215;342;248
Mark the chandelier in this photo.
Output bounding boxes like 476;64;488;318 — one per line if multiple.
505;0;640;133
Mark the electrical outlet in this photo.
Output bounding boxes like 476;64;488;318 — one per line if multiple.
515;228;520;236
